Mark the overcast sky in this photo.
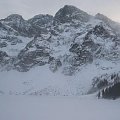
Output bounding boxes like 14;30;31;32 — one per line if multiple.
0;0;120;22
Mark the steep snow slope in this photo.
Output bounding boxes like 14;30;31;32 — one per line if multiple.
0;60;120;96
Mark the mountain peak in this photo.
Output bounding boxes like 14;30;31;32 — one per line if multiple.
4;14;24;21
28;14;53;28
28;14;53;24
54;5;91;24
95;13;120;35
95;13;111;22
62;5;81;11
30;14;53;19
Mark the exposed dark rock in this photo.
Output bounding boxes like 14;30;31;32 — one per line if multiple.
85;25;111;40
15;49;50;72
0;51;8;62
102;82;120;99
49;59;62;72
0;14;30;36
0;42;7;48
54;5;91;25
0;5;120;78
28;14;53;27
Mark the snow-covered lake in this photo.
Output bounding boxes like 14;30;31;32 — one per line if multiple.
0;95;120;120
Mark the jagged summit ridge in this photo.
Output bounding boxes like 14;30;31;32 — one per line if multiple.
95;13;120;35
2;14;24;21
0;5;120;72
28;14;53;27
0;14;25;27
54;5;91;24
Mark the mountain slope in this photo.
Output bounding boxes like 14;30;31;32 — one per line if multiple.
0;5;120;97
54;5;91;24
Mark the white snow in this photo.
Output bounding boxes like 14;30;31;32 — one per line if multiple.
0;60;120;96
0;95;120;120
0;36;32;56
0;8;120;120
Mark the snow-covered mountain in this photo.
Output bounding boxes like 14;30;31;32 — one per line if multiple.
0;5;120;98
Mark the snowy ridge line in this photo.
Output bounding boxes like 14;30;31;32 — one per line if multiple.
0;5;120;97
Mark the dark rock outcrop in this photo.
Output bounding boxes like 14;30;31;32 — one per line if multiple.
54;5;91;25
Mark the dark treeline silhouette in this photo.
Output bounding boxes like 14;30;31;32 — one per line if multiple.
97;79;108;89
96;73;120;99
102;82;120;99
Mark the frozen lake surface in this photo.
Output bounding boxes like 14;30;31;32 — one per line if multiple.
0;95;120;120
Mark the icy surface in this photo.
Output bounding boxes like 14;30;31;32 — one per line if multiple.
0;95;120;120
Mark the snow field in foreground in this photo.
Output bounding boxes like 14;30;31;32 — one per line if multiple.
1;60;120;96
0;95;120;120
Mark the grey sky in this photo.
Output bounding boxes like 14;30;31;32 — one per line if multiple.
0;0;120;22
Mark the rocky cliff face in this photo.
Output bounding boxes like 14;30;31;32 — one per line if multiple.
53;5;91;24
1;5;120;74
0;5;120;97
